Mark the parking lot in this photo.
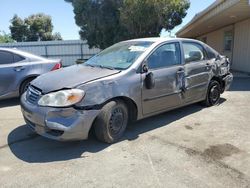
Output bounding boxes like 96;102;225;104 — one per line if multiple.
0;75;250;188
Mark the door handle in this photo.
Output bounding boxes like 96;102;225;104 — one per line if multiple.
14;66;25;72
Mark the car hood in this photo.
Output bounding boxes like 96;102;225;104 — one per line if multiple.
31;65;120;93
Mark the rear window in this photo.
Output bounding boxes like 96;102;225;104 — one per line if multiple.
183;42;205;63
13;54;25;63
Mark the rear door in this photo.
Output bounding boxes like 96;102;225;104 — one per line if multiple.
142;42;184;115
0;50;26;96
182;42;211;102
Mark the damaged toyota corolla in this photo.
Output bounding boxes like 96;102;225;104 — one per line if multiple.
21;38;233;143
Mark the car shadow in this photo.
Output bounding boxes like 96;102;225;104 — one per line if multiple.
7;99;226;163
0;98;20;108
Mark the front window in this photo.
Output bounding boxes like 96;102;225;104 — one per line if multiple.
147;43;181;69
85;41;153;70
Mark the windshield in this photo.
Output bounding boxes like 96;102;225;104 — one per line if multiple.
85;41;153;70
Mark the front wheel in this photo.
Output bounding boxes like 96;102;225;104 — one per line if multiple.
93;100;128;143
204;80;221;107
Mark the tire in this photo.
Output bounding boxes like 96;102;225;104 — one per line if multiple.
20;78;35;95
93;100;128;143
203;80;221;107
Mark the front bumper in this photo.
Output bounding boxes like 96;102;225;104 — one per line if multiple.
223;73;233;91
20;93;100;141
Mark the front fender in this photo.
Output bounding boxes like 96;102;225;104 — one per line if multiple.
74;70;143;118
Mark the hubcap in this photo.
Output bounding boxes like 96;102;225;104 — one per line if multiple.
109;107;125;136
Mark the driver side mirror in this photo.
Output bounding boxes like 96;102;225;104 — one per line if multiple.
145;72;155;89
141;62;155;89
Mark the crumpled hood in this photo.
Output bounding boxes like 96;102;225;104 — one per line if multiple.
31;65;120;93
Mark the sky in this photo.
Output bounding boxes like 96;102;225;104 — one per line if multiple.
0;0;215;40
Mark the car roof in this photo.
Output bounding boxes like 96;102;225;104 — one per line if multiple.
0;47;47;60
125;37;201;44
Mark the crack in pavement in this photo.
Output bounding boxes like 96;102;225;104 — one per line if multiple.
0;134;38;150
141;138;161;187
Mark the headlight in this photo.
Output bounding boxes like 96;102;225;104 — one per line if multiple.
38;89;85;107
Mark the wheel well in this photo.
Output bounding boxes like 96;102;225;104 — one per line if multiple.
88;96;138;138
19;76;37;94
211;76;225;93
113;97;138;122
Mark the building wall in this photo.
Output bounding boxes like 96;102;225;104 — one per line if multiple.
0;40;100;67
233;18;250;72
197;25;234;61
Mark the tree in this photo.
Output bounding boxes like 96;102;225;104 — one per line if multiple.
120;0;190;37
66;0;125;49
9;15;28;42
65;0;190;49
0;31;14;43
9;13;62;42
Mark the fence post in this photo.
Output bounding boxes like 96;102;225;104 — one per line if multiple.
45;45;48;58
80;43;83;60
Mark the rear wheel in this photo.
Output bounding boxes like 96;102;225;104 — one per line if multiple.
20;78;35;95
204;80;221;107
93;100;128;143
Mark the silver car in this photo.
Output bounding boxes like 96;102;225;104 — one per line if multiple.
20;38;233;143
0;48;62;100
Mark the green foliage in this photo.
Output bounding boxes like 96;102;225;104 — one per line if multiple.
9;14;62;42
66;0;190;49
0;31;14;43
9;15;28;42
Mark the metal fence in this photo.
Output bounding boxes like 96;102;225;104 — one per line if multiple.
0;40;100;66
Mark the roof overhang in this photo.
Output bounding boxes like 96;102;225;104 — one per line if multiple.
176;0;250;38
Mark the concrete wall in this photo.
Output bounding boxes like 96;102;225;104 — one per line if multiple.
233;18;250;72
197;18;250;73
0;40;100;66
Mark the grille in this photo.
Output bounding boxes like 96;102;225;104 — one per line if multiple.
26;86;42;104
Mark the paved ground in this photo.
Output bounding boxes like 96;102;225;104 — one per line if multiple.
0;76;250;188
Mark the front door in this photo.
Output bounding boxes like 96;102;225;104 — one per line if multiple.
182;42;211;102
142;42;184;115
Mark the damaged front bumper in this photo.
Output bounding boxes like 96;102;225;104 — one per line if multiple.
20;93;100;141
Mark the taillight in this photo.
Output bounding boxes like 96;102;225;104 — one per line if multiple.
51;62;62;71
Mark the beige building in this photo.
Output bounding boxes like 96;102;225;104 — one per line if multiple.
176;0;250;73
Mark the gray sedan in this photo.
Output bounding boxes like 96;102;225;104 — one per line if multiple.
0;48;62;100
20;38;233;143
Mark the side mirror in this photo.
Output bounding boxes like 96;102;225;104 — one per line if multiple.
145;72;155;89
